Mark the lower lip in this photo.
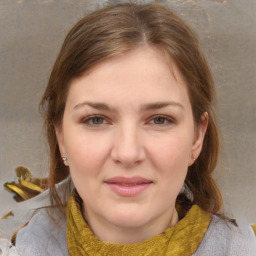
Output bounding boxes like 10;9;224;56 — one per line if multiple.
106;183;152;197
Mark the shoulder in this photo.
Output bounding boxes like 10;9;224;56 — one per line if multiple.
0;177;72;256
194;215;256;256
0;208;68;256
15;208;69;256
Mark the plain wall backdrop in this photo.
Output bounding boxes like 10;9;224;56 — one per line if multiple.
0;0;255;223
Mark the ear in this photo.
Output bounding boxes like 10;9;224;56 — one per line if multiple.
188;112;208;166
55;125;68;166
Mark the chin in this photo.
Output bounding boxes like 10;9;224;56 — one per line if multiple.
107;207;150;228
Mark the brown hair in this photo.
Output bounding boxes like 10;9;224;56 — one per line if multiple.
40;3;223;216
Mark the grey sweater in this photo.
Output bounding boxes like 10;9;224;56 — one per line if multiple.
0;207;253;255
0;179;255;255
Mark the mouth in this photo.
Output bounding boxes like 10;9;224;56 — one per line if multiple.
104;176;153;197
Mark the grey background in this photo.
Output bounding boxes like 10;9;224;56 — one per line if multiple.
0;0;255;223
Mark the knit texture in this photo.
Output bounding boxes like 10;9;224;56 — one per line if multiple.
66;190;211;256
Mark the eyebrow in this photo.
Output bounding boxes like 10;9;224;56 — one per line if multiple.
74;102;113;111
141;102;185;111
73;101;184;112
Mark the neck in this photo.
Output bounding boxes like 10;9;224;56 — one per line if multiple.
83;206;179;244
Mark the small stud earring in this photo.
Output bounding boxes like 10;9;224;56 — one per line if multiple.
62;157;68;165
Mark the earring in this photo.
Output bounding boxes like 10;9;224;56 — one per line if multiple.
192;154;196;162
62;157;68;165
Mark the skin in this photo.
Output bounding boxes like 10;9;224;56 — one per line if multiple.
56;46;208;244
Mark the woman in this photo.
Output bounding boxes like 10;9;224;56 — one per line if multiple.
1;2;255;255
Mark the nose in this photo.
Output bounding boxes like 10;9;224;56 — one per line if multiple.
111;123;146;168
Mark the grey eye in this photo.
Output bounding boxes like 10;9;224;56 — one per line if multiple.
91;117;104;124
153;117;166;124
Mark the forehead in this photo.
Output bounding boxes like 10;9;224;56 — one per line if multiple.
66;46;191;110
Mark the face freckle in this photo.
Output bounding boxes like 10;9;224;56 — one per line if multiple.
56;46;207;243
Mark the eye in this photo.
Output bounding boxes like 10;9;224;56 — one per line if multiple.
90;116;104;124
148;115;174;126
82;115;109;127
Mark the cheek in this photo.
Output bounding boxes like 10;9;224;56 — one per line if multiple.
154;136;192;194
64;130;111;176
65;133;112;202
149;134;193;170
148;133;193;193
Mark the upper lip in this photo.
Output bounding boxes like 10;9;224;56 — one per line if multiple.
104;176;152;185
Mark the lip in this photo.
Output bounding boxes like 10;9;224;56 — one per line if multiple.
104;176;153;197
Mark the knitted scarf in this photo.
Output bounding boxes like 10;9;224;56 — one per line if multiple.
66;191;211;256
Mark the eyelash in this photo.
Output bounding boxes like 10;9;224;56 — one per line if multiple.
81;115;175;127
81;115;109;127
147;115;175;126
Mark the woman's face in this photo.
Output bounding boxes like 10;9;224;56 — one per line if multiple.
56;46;207;242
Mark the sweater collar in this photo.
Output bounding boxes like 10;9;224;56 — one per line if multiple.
66;190;211;256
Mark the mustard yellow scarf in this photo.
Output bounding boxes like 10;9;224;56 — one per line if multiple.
66;191;211;256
